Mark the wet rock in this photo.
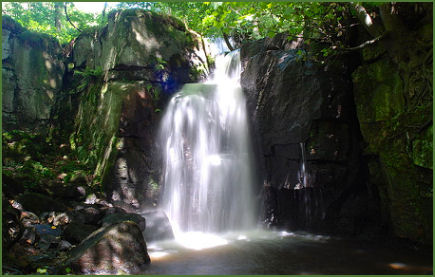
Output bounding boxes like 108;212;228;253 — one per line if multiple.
102;212;146;231
63;222;99;245
35;224;62;250
141;210;174;242
65;221;151;274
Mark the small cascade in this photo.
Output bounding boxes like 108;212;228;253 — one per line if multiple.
159;50;256;235
285;142;325;230
296;142;308;189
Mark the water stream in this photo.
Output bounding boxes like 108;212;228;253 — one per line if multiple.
160;50;255;235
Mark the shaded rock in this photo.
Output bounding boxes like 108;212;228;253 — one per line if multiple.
102;212;146;232
2;15;65;131
240;34;376;235
63;222;99;245
16;192;68;216
141;209;174;242
56;186;87;201
72;204;105;225
65;221;150;274
6;242;41;270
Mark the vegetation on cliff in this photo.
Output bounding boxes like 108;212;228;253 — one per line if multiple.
1;2;432;274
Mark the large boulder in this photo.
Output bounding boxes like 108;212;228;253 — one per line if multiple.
63;222;99;245
68;9;208;210
2;16;65;131
102;212;146;232
63;221;150;274
240;35;380;236
72;9;207;92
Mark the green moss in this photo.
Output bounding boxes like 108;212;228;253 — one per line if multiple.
72;80;146;188
361;43;387;61
411;125;433;169
17;30;57;49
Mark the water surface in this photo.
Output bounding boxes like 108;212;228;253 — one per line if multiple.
143;230;432;275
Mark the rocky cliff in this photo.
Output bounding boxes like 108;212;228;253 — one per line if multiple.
352;3;432;243
66;9;208;210
240;3;432;243
241;35;381;237
2;16;65;131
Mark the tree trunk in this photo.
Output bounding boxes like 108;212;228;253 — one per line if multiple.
200;35;211;73
222;32;234;51
54;2;63;32
102;2;108;18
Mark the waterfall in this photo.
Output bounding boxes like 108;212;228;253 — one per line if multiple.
159;50;255;235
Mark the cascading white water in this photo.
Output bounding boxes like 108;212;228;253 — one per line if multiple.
160;50;255;236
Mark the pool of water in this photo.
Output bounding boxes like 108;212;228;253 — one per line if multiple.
143;230;432;275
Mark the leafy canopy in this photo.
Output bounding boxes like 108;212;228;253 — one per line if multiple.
122;2;349;43
2;2;104;44
3;2;351;51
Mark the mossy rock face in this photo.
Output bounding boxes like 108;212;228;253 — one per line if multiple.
352;58;404;125
353;48;432;243
71;81;132;186
2;17;65;131
411;125;433;169
69;9;205;208
73;9;205;88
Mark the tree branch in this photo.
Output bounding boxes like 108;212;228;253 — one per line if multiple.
64;3;81;32
342;33;387;51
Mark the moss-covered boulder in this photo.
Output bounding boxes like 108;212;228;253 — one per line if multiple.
72;9;207;89
2;16;65;131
